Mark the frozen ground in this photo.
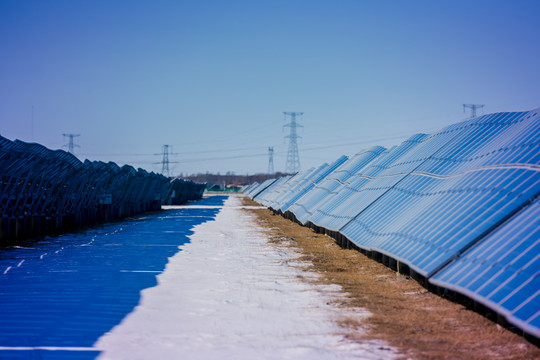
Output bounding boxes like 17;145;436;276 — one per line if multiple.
96;195;395;359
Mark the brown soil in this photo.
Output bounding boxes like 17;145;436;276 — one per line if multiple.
241;197;540;360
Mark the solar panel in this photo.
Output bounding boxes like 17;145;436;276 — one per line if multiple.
289;147;386;225
249;178;279;199
430;198;540;338
255;168;318;209
278;156;349;213
243;182;260;196
307;133;430;231
253;176;291;205
245;181;268;198
340;109;540;277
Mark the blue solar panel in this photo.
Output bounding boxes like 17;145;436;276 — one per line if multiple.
340;109;540;277
246;181;270;198
289;147;386;224
431;198;540;338
243;182;260;196
256;156;349;213
307;133;430;231
278;156;349;213
255;168;319;209
248;178;279;199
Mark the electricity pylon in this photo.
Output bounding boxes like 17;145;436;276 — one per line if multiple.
268;146;274;174
463;104;484;118
62;133;80;154
154;145;179;177
283;112;303;173
161;144;170;176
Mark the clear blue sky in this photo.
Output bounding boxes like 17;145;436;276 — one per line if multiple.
1;0;539;175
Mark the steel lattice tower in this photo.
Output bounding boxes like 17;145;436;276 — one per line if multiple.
463;104;484;118
62;133;80;154
283;112;303;173
161;144;170;177
268;146;274;174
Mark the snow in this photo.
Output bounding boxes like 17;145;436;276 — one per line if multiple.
95;195;396;359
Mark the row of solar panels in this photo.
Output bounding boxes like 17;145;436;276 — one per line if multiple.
246;108;540;339
0;135;206;243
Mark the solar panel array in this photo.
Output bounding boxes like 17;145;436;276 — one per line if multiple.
0;136;205;244
249;108;540;338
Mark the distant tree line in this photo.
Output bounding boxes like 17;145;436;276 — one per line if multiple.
179;172;290;187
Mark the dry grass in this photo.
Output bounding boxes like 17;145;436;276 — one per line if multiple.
242;197;540;360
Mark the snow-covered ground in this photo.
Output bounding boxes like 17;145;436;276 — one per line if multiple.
95;195;395;359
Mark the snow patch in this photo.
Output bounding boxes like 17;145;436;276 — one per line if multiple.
95;195;396;359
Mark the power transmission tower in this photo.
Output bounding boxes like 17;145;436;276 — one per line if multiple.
268;146;274;174
62;133;80;154
283;112;303;173
154;144;180;177
161;144;170;177
463;104;484;118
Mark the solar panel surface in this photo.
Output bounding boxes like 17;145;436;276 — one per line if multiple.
431;198;540;338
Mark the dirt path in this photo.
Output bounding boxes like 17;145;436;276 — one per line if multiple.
242;197;540;360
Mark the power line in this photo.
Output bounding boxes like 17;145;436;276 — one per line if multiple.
78;130;425;171
299;134;409;153
79;145;270;157
81;134;410;166
79;129;418;159
175;152;267;164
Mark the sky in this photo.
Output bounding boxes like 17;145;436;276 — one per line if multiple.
1;0;539;175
